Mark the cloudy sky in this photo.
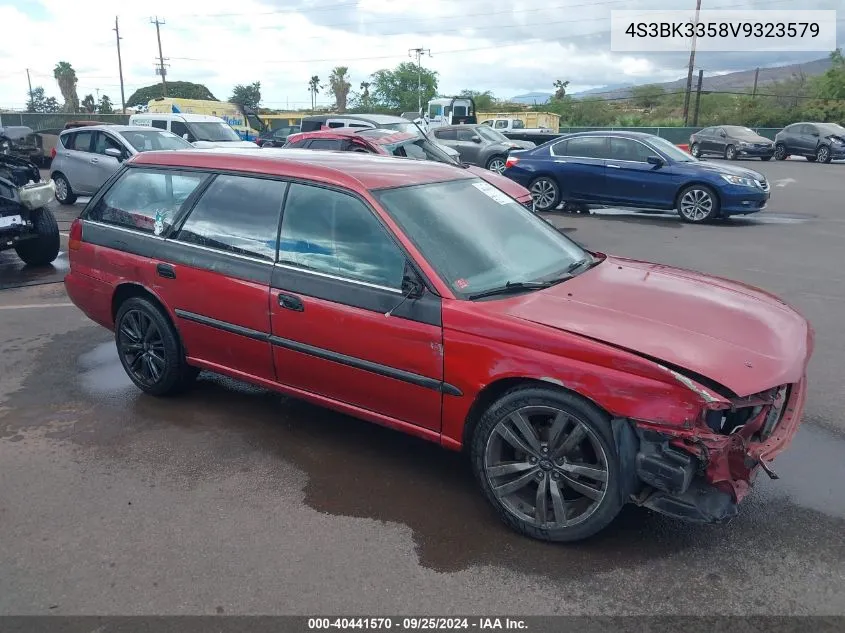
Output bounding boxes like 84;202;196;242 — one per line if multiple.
0;0;842;111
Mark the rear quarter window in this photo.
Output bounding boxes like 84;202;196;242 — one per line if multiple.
84;168;207;234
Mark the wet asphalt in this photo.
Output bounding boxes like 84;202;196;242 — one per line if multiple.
1;158;844;615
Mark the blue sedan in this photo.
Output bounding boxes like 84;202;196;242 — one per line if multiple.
503;131;771;223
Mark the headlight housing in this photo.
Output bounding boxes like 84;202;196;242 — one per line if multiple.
720;173;757;187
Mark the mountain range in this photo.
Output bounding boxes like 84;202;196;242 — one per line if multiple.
509;56;833;104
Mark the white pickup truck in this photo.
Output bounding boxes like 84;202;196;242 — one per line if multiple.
480;118;554;134
479;118;560;146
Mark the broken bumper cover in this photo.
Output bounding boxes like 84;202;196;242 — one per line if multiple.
627;376;808;523
18;180;56;210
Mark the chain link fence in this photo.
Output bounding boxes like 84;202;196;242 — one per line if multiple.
0;113;130;131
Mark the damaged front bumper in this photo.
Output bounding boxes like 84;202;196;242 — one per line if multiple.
615;376;808;523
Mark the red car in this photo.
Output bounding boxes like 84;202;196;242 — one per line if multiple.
65;148;813;542
282;127;535;209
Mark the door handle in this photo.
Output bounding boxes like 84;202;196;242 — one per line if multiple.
278;292;304;312
90;158;98;164
156;263;176;279
607;164;621;169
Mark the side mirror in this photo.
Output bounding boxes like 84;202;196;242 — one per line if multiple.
104;147;123;160
401;264;424;299
647;155;665;166
719;131;726;137
182;133;191;141
471;136;482;143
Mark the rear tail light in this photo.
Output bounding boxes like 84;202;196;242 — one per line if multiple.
505;155;520;169
68;218;83;251
50;147;57;159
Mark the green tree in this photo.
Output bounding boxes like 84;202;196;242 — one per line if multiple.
230;82;262;110
98;94;114;114
370;62;438;111
53;61;79;113
569;97;614;126
308;75;321;111
81;94;96;113
811;48;845;100
126;82;217;108
329;67;352;113
458;89;495;111
631;84;665;109
25;87;61;113
553;80;569;100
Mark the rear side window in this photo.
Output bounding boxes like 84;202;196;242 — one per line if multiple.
151;120;167;130
494;120;507;129
285;139;308;148
434;129;457;141
70;131;94;152
307;139;343;150
177;175;286;261
86;168;206;234
559;136;608;159
278;183;405;289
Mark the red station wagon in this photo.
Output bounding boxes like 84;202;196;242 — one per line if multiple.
65;147;814;542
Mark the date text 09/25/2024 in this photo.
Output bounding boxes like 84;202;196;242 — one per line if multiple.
307;618;528;630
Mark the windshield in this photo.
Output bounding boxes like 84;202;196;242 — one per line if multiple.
244;112;266;134
187;122;242;142
648;135;696;162
374;179;588;298
122;130;194;152
818;123;845;136
476;126;509;143
383;137;458;165
725;126;760;139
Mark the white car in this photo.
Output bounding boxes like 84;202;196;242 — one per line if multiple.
128;113;259;149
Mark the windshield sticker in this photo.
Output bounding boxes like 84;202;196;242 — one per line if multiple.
472;181;513;205
455;278;469;290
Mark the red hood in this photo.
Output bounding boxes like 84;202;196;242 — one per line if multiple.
465;165;531;200
484;256;812;397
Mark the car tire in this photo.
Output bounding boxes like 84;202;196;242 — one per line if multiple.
761;156;772;161
471;385;624;543
52;173;77;205
725;145;737;160
774;144;788;161
816;145;832;164
690;143;701;158
13;207;60;266
677;184;721;224
114;296;199;397
529;176;560;212
486;155;507;174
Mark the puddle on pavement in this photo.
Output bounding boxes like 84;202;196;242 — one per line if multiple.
0;250;68;290
5;326;845;580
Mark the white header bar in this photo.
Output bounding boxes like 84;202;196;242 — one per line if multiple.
610;10;837;52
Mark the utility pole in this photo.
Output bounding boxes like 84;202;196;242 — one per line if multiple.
151;16;168;97
692;69;704;126
751;67;760;98
114;16;126;113
682;0;703;126
408;47;431;114
26;68;34;109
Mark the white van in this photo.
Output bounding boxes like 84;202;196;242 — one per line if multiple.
128;113;259;149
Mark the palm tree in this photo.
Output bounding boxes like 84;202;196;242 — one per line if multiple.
359;81;371;110
308;75;321;112
53;61;79;113
81;94;96;114
328;67;351;113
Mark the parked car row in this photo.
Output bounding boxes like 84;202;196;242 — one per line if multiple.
690;121;845;163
